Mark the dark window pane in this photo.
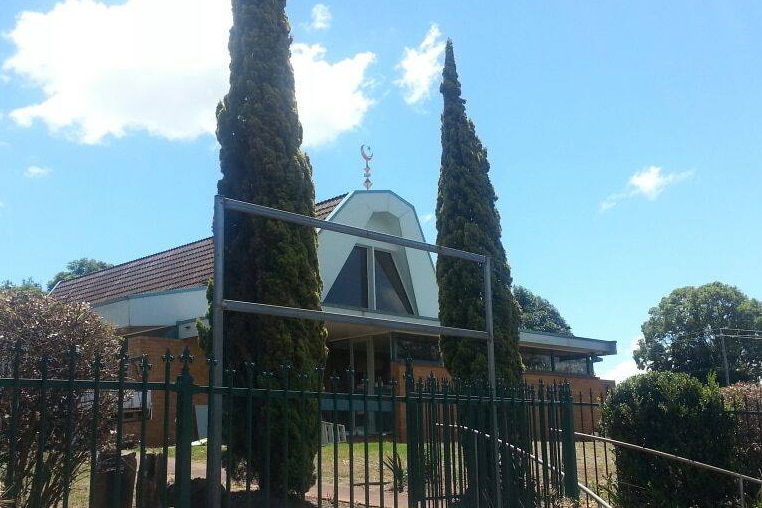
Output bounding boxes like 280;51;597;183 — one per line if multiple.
393;333;441;362
325;246;368;308
374;251;413;315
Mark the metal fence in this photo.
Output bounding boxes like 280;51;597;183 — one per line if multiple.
570;389;762;508
0;343;582;508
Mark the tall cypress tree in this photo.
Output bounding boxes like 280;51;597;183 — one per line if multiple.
216;0;326;497
436;40;522;385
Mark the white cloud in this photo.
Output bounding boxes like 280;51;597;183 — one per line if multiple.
596;336;643;383
292;44;375;147
24;165;51;178
3;0;374;147
0;199;4;208
600;165;693;211
308;4;331;31
395;24;445;106
421;212;435;224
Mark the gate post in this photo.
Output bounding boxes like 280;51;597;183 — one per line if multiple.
560;382;579;499
175;347;195;508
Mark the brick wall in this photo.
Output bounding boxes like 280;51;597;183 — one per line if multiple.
122;336;209;447
523;372;615;433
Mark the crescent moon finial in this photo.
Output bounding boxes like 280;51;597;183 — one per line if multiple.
361;144;373;162
361;144;373;190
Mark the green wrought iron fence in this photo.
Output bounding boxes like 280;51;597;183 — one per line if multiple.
0;343;580;508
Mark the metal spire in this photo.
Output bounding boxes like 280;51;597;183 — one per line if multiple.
361;144;373;190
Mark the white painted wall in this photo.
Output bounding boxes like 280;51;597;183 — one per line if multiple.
96;287;207;329
318;191;439;319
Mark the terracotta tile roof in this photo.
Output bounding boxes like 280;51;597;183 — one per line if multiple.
52;194;348;305
315;193;346;220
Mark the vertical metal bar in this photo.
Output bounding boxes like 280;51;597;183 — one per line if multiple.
377;378;385;508
283;365;291;499
6;342;21;502
443;380;453;505
363;377;370;508
264;371;272;508
32;354;49;508
483;257;502;508
580;391;590;492
245;364;254;502
538;381;550;503
560;384;579;499
205;355;217;504
209;194;225;508
161;349;174;508
225;368;236;498
317;368;324;507
63;345;78;508
331;376;339;507
348;367;356;508
391;378;399;508
587;390;599;493
88;356;102;508
175;348;194;508
113;343;129;508
137;355;151;508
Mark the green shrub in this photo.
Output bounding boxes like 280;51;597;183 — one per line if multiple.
0;288;122;507
601;371;736;507
723;382;762;499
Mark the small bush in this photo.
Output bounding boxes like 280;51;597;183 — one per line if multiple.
600;371;736;507
723;382;762;499
0;288;123;507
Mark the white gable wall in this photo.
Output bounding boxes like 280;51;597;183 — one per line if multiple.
318;191;439;319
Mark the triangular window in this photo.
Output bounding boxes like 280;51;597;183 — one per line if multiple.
324;246;414;315
374;251;413;314
325;246;368;308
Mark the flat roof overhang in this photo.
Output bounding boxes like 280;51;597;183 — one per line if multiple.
321;307;618;358
322;305;440;340
519;330;617;357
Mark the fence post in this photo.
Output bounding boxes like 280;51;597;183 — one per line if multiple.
175;347;195;508
560;382;579;499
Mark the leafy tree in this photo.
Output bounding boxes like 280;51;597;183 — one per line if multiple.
514;285;573;335
436;39;522;384
634;282;762;385
215;0;326;498
0;287;122;507
601;372;736;507
1;278;42;292
47;258;113;291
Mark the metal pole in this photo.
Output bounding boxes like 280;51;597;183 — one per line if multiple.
720;332;731;388
207;195;225;507
483;257;502;508
718;329;745;507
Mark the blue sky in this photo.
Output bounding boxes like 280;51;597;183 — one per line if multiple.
2;0;761;382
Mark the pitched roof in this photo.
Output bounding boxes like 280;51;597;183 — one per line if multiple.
52;194;348;305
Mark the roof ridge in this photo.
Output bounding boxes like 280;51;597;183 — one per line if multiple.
55;237;213;290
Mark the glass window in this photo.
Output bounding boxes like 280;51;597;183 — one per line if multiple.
325;246;368;308
393;333;441;363
374;251;413;315
522;351;553;372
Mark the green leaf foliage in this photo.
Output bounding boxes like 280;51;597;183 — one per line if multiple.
436;40;522;384
215;0;326;498
601;371;736;507
634;281;762;385
0;287;122;507
721;382;762;486
514;285;573;335
1;278;42;293
47;258;113;291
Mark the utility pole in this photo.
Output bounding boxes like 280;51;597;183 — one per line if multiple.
716;327;762;508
